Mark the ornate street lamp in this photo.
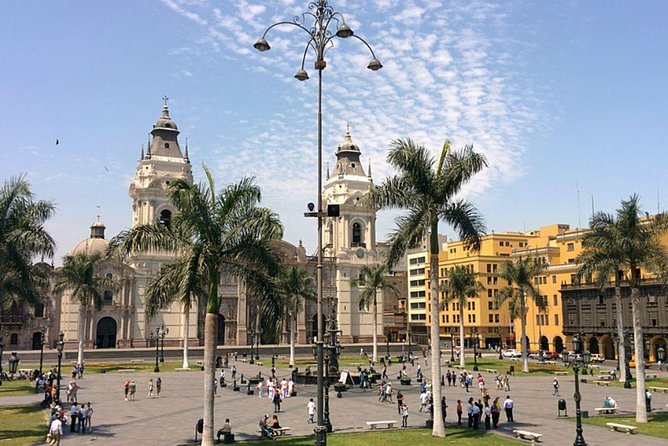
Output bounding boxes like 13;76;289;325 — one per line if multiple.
561;333;591;446
623;329;632;389
56;333;64;403
450;332;455;363
153;328;160;373
254;3;381;444
0;334;4;386
255;327;262;361
39;327;46;375
657;345;666;364
249;326;255;365
323;301;342;433
159;324;169;363
472;327;479;372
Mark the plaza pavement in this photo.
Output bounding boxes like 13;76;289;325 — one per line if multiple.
3;354;668;446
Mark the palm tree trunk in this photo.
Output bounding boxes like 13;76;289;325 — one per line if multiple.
202;272;220;446
182;303;190;369
631;287;647;423
289;314;296;368
429;225;445;437
520;292;529;373
614;285;626;383
77;307;85;366
459;309;465;367
372;300;378;363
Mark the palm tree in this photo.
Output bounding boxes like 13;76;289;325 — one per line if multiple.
109;168;283;446
279;265;315;367
353;264;400;363
441;266;485;367
143;258;206;369
576;195;668;423
54;252;117;365
0;175;55;310
368;138;486;437
576;246;628;383
497;257;545;373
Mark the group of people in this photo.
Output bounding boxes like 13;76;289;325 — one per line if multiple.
259;414;283;438
254;376;295;403
123;377;161;400
46;402;94;445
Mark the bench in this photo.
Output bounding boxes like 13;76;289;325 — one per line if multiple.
117;368;136;373
594;406;618;415
606;422;637;434
645;374;658;379
256;362;264;367
597;375;614;381
648;386;668;393
594;381;610;386
554;371;569;375
366;420;398;429
454;365;466;370
485;369;497;374
272;427;291;436
240;358;247;363
513;429;543;444
129;359;144;364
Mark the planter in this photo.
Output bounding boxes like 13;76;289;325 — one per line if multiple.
400;378;411;385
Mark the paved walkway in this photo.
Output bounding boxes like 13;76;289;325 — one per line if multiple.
2;356;668;445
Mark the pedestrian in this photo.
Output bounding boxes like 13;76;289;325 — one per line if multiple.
472;400;481;430
504;374;511;391
491;397;501;428
484;402;491;430
78;404;87;433
397;391;404;415
156;377;162;397
47;414;63;446
231;365;237;380
129;380;136;401
273;389;282;412
84;402;93;432
467;398;474;428
419;390;428;412
553;377;560;396
385;382;394;404
456;399;463;425
123;379;130;401
503;395;514;422
441;396;447;424
147;379;155;398
307;398;316;423
401;402;409;428
213;378;218;397
69;403;79;433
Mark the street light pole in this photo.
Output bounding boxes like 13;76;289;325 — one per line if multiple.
0;335;4;386
472;327;478;372
159;325;168;363
56;333;64;404
450;332;455;363
561;333;590;446
39;327;46;376
254;3;381;445
154;328;160;373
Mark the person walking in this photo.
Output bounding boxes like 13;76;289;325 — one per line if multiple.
472;400;481;430
307;398;316;423
552;377;560;396
84;402;93;432
48;414;63;445
385;382;394;404
70;403;79;433
273;390;282;413
419;390;428;412
129;380;136;401
491;397;501;428
156;377;162;398
123;379;130;401
147;379;155;398
484;402;491;430
397;391;404;415
441;396;447;425
503;395;514;422
467;398;474;428
401;402;409;428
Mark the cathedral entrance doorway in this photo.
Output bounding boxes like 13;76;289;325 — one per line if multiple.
32;332;42;350
96;317;117;348
310;314;327;343
217;314;226;345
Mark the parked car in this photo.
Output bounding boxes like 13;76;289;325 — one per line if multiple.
629;358;649;368
502;349;522;358
543;351;560;360
590;354;605;363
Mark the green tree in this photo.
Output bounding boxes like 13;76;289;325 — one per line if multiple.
279;265;315;367
441;265;484;367
576;195;668;423
368;138;486;437
497;257;545;373
109;168;283;445
54;252;117;365
353;264;400;362
143;258;206;369
0;175;55;311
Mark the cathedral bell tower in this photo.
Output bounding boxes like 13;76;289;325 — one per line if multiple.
322;127;381;343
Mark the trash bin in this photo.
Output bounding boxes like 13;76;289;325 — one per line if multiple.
558;399;567;417
508;365;515;375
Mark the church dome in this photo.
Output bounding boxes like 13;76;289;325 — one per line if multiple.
153;103;178;131
336;128;360;153
70;218;109;256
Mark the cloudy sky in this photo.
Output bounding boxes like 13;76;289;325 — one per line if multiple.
2;0;667;262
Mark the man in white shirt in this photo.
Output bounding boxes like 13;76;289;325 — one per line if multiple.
69;403;79;433
48;415;63;445
419;391;428;412
307;398;316;423
503;395;514;422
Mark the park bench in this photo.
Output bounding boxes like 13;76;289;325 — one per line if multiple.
554;371;569;376
606;422;637;434
513;429;543;444
117;368;135;373
648;386;668;393
240;358;247;363
272;427;291;436
485;369;497;374
594;380;610;386
129;359;144;364
596;374;613;381
454;365;466;370
645;373;658;379
366;420;398;429
256;361;264;367
594;406;618;415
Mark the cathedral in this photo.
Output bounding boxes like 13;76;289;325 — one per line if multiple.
4;102;384;351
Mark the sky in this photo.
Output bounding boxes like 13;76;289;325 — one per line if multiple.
1;0;667;263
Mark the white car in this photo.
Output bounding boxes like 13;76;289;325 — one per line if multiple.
590;354;605;363
502;349;522;358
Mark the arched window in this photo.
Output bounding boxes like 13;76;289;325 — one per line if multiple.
159;209;172;229
352;222;364;247
103;290;113;303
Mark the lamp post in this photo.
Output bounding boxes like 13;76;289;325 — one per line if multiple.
472;327;479;372
249;326;255;365
39;327;46;376
450;332;455;363
158;324;169;363
56;332;64;403
0;334;4;386
255;327;262;361
254;3;381;445
561;333;591;446
153;328;160;373
623;329;632;389
323;300;342;433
